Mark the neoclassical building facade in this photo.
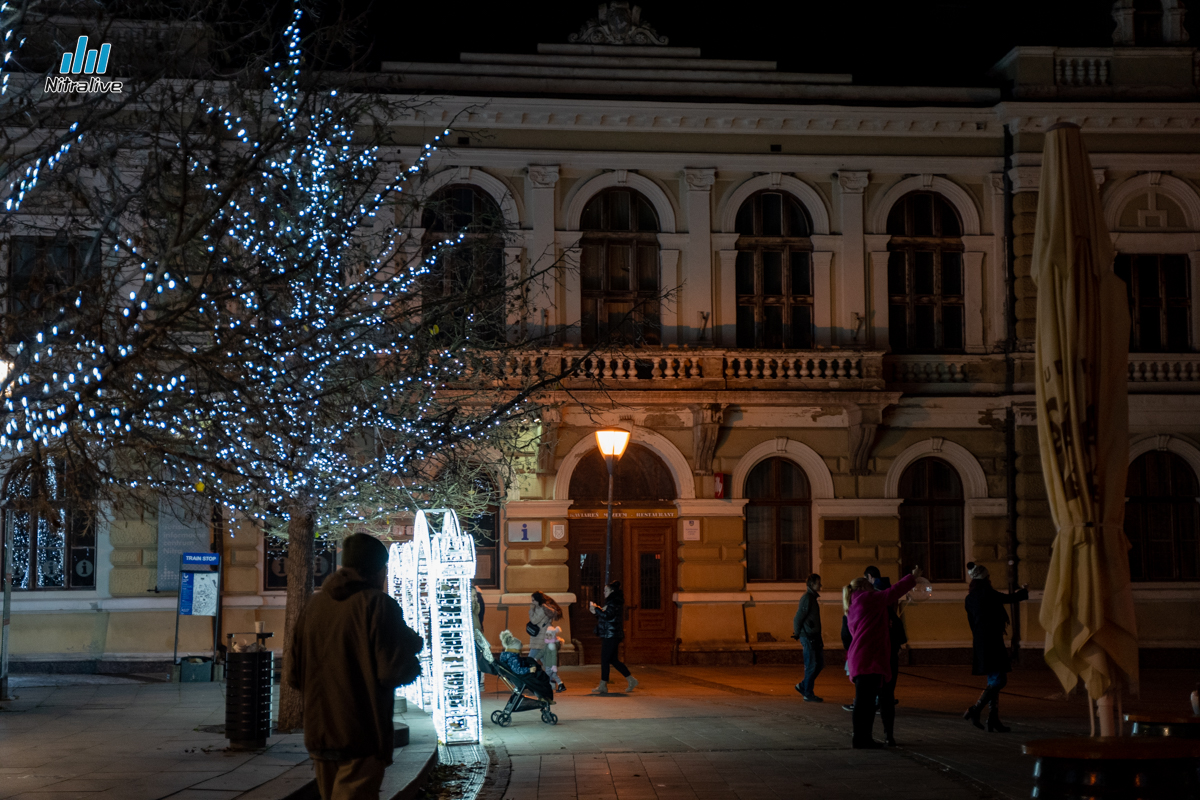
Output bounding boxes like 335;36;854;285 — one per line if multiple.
8;2;1200;670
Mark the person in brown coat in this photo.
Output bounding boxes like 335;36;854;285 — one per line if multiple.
285;533;423;800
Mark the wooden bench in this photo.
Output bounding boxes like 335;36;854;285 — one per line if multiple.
1022;737;1200;799
1124;713;1200;739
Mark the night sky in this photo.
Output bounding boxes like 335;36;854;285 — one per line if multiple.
350;0;1189;86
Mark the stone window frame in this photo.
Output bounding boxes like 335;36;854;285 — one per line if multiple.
732;190;817;350
731;438;834;584
1127;435;1200;590
883;438;1004;590
576;186;663;346
866;175;989;354
884;191;968;354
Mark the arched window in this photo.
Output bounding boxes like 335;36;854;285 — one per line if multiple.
898;457;964;582
745;457;811;582
734;191;814;349
886;192;965;353
1114;254;1191;352
420;184;506;342
579;188;660;346
1125;451;1200;581
2;458;95;590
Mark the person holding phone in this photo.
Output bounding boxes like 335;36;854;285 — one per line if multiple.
588;580;638;695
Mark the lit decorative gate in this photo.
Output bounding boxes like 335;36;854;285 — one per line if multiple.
387;509;480;745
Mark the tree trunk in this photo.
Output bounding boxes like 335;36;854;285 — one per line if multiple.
277;502;315;732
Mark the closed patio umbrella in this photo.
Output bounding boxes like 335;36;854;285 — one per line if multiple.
1032;123;1139;735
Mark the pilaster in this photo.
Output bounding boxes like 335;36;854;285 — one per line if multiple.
713;233;740;347
682;168;716;345
836;171;870;347
526;165;560;338
865;234;892;351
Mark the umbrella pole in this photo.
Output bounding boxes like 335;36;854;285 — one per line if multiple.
1097;693;1117;736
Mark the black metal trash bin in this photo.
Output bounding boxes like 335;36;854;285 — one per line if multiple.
225;650;273;749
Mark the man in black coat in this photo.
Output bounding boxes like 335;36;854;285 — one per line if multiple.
792;573;824;701
962;562;1029;732
286;534;423;800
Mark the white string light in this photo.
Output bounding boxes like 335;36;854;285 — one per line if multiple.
389;509;480;745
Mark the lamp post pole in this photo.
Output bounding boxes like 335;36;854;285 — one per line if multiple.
593;428;630;590
604;453;615;586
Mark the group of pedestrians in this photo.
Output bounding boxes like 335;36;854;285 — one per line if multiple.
480;579;639;698
793;562;1028;749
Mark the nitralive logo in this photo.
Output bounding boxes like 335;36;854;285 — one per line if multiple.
44;36;122;94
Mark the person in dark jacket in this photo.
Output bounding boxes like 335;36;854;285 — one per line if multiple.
792;573;824;701
286;533;423;800
589;580;638;694
962;562;1029;732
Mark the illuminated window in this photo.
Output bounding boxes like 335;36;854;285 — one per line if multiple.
579;188;661;346
898;457;964;583
1114;254;1191;353
1125;451;1200;581
734;191;814;349
3;458;95;590
886;192;965;353
745;457;811;582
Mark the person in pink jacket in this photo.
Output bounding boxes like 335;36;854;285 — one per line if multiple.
845;564;922;748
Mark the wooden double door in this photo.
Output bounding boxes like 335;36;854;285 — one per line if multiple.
567;518;676;664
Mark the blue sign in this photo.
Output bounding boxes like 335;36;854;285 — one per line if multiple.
182;552;220;567
179;571;219;617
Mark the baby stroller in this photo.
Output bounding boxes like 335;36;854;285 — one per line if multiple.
478;645;558;726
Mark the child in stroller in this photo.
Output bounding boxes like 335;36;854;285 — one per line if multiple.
484;630;557;726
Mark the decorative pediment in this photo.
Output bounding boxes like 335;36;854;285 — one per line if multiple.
569;2;669;46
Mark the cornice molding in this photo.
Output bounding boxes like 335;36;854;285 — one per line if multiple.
398;98;1001;138
999;102;1200;134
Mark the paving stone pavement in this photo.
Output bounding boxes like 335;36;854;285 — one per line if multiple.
2;666;1194;799
0;677;305;800
477;665;1198;800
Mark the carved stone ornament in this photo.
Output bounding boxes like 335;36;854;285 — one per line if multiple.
569;2;669;46
692;403;726;476
528;165;560;189
847;404;887;476
837;171;870;194
683;168;716;191
536;407;562;475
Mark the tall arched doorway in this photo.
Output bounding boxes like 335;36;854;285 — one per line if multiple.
567;442;677;664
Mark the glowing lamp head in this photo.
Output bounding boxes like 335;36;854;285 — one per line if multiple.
594;428;630;459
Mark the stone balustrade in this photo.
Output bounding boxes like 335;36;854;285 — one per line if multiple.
491;348;886;390
1055;54;1110;87
1128;354;1200;385
486;350;1200;393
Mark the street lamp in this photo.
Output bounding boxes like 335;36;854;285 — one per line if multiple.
594;428;630;586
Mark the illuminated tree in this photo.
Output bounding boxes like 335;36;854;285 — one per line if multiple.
2;3;572;728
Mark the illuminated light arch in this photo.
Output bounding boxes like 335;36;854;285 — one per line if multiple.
388;509;480;745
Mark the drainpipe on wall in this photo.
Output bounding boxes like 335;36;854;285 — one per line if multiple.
1004;126;1022;662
